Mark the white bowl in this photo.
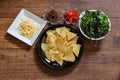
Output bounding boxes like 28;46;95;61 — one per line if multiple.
7;9;47;46
79;10;111;40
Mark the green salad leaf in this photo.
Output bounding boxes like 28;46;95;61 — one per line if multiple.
80;10;109;38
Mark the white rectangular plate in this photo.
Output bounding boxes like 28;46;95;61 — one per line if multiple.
7;9;47;46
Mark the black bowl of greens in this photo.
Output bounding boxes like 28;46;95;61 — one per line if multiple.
79;10;111;40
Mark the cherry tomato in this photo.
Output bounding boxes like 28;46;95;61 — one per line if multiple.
64;10;78;23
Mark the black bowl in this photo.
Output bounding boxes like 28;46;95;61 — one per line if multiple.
37;24;84;69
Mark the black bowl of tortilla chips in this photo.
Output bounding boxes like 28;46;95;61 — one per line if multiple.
37;24;84;69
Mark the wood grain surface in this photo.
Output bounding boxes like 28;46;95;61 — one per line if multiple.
0;0;120;80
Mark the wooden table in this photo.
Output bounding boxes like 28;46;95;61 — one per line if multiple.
0;0;120;80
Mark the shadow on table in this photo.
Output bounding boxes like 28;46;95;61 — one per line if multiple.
83;37;104;53
4;33;31;51
33;48;77;76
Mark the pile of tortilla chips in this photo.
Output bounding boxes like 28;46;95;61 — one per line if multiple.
41;26;81;66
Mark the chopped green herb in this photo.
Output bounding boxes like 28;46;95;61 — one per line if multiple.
80;10;109;38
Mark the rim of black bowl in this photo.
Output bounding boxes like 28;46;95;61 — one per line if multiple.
37;24;84;69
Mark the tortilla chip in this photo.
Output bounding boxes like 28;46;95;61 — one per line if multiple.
56;27;68;38
66;36;78;47
41;43;48;52
63;48;75;62
45;49;53;60
66;31;77;41
72;44;81;57
52;52;64;66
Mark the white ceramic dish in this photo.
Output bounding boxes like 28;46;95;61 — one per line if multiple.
79;10;111;40
7;9;47;46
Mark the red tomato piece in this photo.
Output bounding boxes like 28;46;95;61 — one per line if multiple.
64;10;78;23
